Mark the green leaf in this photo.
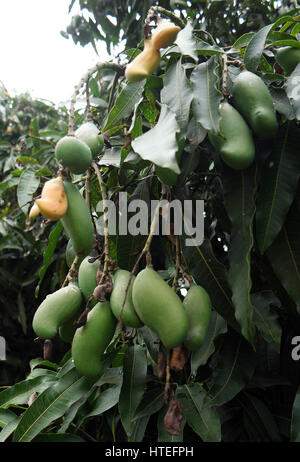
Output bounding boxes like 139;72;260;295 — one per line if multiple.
118;344;147;438
232;32;255;49
190;55;223;133
116;178;151;271
0;375;56;408
208;330;256;405
132;104;181;173
256;123;300;254
175;21;198;62
132;388;164;421
241;393;281;442
32;433;85;442
223;164;258;342
191;312;227;375
0;412;19;442
286;64;300;121
13;368;98;442
244;24;274;72
176;383;221;442
130;415;150;442
182;237;238;331
266;197;300;311
269;87;295;120
139;326;160;363
291;386;300;441
35;221;63;297
17;167;40;215
251;291;282;348
102;80;146;132
161;58;193;136
83;385;121;420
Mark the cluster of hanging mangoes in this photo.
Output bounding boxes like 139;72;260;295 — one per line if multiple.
126;20;300;172
32;254;211;377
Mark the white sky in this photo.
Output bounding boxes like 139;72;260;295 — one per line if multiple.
0;0;112;106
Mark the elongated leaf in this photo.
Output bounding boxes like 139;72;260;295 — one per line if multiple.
286;64;300;121
157;406;185;442
84;385;121;420
32;433;85;442
102;80;145;132
139;326;160;362
191;312;227;375
182;237;238;331
35;221;63;297
17;167;40;215
132;104;180;173
116;178;151;271
133;388;164;421
241;393;281;442
244;24;274;72
161;58;193;136
175;21;198;61
131;415;150;442
13;369;97;442
0;414;19;442
232;32;255;49
176;383;221;442
0;375;56;408
190;55;222;133
291;386;300;441
118;344;147;438
266;198;300;311
256;123;300;254
269;87;295;120
251;291;282;348
223;164;258;342
208;330;256;405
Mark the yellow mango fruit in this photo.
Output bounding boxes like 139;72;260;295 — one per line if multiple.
35;176;68;221
125;39;161;82
151;19;181;50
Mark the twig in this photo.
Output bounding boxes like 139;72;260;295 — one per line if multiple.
119;185;168;336
172;236;181;290
61;256;79;287
86;78;93;121
92;160;109;283
68;62;124;136
149;6;185;29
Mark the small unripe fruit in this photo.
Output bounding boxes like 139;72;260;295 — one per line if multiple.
55;135;92;174
125;40;161;83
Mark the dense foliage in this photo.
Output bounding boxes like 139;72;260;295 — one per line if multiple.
1;0;300;444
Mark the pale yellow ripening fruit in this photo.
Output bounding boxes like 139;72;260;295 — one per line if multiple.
28;203;40;221
125;39;161;83
35;176;68;221
151;19;181;50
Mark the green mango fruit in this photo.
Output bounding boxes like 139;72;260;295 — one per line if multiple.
61;180;94;258
75;121;104;159
78;256;100;304
71;301;117;376
132;266;188;349
58;302;84;343
183;284;212;351
66;239;84;268
110;269;143;328
55;135;92;174
208;101;255;170
32;283;82;339
275;46;300;75
232;70;278;140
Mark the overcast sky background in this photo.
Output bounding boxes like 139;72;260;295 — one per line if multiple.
0;0;113;106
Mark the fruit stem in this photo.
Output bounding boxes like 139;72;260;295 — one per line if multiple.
85;78;93;121
62;256;79;288
148;6;185;29
68;62;124;136
92;160;110;282
119;184;168;338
